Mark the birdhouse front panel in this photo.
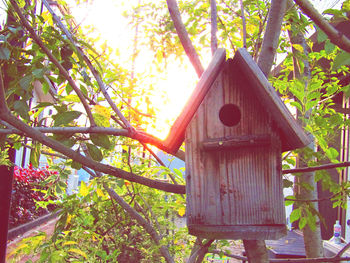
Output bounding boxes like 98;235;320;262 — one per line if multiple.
185;59;287;240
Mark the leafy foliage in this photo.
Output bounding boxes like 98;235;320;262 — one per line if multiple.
9;165;191;262
9;164;58;228
4;0;350;261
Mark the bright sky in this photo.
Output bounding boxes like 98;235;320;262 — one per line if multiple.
0;0;345;139
67;0;198;140
62;0;346;140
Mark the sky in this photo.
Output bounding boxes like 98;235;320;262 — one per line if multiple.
64;0;346;138
0;0;346;138
66;0;197;139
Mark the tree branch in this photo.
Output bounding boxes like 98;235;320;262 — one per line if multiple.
105;186;174;263
210;248;350;263
282;161;350;174
257;0;287;76
188;238;214;263
0;71;184;194
43;0;134;131
210;0;218;55
293;0;350;53
80;150;173;263
166;0;204;77
0;122;186;161
239;0;247;48
4;123;350;174
9;0;96;127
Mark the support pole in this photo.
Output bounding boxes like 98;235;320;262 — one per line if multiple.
0;147;15;262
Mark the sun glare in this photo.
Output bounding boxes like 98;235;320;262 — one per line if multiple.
68;0;199;140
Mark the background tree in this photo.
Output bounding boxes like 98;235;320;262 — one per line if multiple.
3;0;350;262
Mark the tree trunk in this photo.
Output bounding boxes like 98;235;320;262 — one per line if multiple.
287;0;324;258
242;1;288;262
243;240;269;263
0;147;15;263
299;171;325;258
257;0;287;76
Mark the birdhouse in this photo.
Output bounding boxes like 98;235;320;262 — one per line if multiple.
164;48;310;240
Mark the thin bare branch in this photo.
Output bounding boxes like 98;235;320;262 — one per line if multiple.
282;161;350;174
0;75;184;193
4;122;350;174
210;249;350;263
105;187;174;263
293;0;350;53
210;249;247;261
210;0;218;54
9;0;96;127
166;0;204;77
239;0;247;48
188;238;214;263
0;126;129;136
285;194;336;203
42;0;133;130
335;241;350;258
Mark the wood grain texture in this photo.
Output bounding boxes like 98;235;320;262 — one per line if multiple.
164;48;310;154
185;59;286;240
164;48;226;153
234;48;310;151
202;134;271;151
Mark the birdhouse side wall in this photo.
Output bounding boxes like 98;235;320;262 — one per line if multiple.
185;61;286;239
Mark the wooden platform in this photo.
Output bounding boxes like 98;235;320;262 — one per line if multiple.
265;230;306;259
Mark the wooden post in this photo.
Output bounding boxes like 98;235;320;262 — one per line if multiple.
0;147;15;262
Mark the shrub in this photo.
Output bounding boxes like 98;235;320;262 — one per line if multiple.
9;164;58;228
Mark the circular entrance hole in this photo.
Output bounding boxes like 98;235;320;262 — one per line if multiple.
219;104;241;127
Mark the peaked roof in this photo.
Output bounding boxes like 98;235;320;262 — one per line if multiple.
164;48;310;153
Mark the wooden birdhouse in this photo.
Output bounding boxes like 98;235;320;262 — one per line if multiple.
163;48;310;240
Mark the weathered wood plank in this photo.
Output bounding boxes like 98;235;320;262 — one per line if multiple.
185;52;288;240
234;48;310;151
164;48;226;153
188;225;287;240
202;134;271;151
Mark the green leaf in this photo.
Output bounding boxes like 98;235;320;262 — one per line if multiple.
42;81;50;94
14;100;30;120
316;136;327;151
299;217;307;229
90;134;112;149
333;51;350;70
60;139;75;148
283;179;294;189
316;27;327;43
285;195;295;206
324;40;335;54
71;160;82;170
19;75;33;91
289;208;301;223
290;101;303;113
0;45;10;60
92;113;110;127
68;248;88;259
80;181;89;197
63;94;80;103
305;100;318;112
86;143;103;162
54;111;82;126
115;178;125;188
323;8;346;19
32;68;46;79
325;147;339;160
30;141;41;168
292;44;304;53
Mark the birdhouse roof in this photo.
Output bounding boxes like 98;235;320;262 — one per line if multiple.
164;48;310;153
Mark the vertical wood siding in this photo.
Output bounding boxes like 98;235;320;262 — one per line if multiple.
185;60;286;239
